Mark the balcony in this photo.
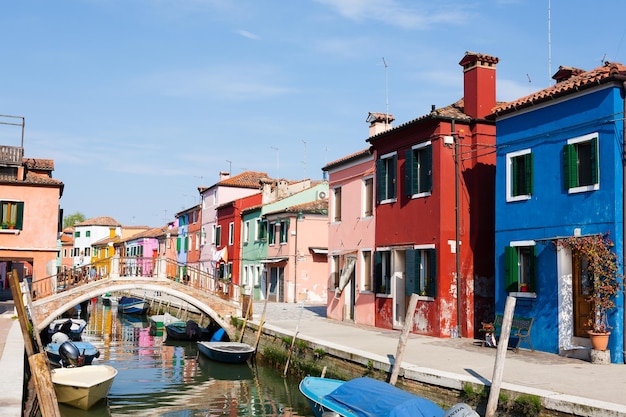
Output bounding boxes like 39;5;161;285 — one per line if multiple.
0;145;23;166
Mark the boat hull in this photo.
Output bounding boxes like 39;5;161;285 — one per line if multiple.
197;341;255;364
149;313;182;329
118;297;149;315
48;319;87;341
51;365;117;410
299;377;447;417
165;320;211;341
45;341;100;367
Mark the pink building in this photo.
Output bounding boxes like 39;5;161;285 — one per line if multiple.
0;153;63;293
323;148;376;325
264;199;329;303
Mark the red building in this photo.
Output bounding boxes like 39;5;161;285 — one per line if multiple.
367;52;498;338
215;193;262;288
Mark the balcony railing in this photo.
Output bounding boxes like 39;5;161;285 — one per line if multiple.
0;145;23;166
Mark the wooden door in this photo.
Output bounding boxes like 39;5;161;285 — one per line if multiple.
572;253;592;337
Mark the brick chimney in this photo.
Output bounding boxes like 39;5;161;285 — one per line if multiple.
552;66;584;83
366;112;395;137
458;52;499;119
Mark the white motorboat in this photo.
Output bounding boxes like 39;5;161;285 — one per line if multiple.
51;364;117;410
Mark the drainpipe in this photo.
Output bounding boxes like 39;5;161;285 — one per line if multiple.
453;119;462;338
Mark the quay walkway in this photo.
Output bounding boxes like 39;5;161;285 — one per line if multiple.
1;297;625;416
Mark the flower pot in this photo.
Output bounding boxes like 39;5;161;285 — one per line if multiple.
588;330;610;351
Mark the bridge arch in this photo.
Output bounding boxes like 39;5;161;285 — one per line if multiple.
33;280;237;340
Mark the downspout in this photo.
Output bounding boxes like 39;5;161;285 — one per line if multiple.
453;119;462;338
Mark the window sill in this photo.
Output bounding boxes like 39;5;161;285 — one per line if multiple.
410;191;431;199
416;295;435;301
0;229;20;235
376;293;392;298
510;292;537;299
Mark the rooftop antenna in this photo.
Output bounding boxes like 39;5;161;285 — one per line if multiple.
527;74;532;93
547;0;552;85
382;57;389;126
301;140;307;178
271;146;279;175
226;160;232;175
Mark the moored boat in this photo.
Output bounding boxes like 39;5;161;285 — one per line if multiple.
165;320;211;341
51;364;118;410
299;376;478;417
118;296;149;315
101;292;119;306
45;340;100;367
197;341;255;364
149;312;182;329
48;318;87;341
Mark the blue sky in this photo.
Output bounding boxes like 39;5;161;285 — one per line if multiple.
2;0;625;227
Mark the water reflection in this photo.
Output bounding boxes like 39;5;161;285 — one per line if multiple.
68;299;313;417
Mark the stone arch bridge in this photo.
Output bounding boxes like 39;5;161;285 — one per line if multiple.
30;257;243;339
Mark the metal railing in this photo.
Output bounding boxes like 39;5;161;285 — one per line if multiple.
31;255;242;303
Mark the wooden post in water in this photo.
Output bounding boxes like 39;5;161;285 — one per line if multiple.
485;296;516;417
238;294;253;343
253;291;271;355
389;294;419;386
283;301;305;377
29;353;61;417
8;269;35;357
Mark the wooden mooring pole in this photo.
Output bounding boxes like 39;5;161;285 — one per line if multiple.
9;270;61;417
485;295;517;417
389;294;419;386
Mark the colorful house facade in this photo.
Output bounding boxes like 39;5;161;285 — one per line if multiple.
492;62;626;363
323;147;376;326
365;52;498;338
0;143;64;293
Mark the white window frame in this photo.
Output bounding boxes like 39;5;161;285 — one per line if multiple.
566;133;600;194
506;148;533;202
362;176;374;218
228;222;234;246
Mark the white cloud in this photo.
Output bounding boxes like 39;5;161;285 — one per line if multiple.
235;29;260;40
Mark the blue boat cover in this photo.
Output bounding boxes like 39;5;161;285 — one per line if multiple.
326;377;445;417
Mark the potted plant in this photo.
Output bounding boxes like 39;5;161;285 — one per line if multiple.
557;233;623;351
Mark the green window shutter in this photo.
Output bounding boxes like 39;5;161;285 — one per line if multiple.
428;249;437;297
376;159;385;202
424;145;433;193
405;150;415;196
512;156;520;196
563;144;578;189
374;251;383;291
390;155;397;199
529;246;537;293
405;249;416;295
184;237;188;251
590;137;599;184
524;152;534;195
16;202;24;229
176;238;181;252
504;246;519;292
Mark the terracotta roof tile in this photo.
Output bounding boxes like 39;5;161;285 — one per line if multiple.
218;171;269;188
323;147;372;171
493;62;626;117
22;158;54;170
266;198;328;216
75;216;121;227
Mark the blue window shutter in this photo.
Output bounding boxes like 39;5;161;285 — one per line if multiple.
504;246;518;292
405;249;416;295
563;144;578;189
405;150;414;196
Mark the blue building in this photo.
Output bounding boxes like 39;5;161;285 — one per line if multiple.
492;63;626;363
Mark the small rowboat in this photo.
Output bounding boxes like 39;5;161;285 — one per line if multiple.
51;365;117;410
197;341;255;364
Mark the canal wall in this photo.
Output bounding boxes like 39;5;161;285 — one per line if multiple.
240;320;601;417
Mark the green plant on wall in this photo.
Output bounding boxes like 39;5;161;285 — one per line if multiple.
556;233;623;333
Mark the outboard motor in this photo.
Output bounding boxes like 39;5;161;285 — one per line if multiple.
59;341;81;367
443;403;480;417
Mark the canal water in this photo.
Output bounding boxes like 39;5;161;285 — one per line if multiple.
60;298;315;417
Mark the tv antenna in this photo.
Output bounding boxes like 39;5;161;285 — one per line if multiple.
547;0;552;84
301;140;307;178
382;57;389;126
527;74;532;93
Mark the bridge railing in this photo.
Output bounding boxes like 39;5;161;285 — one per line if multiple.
31;255;243;303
